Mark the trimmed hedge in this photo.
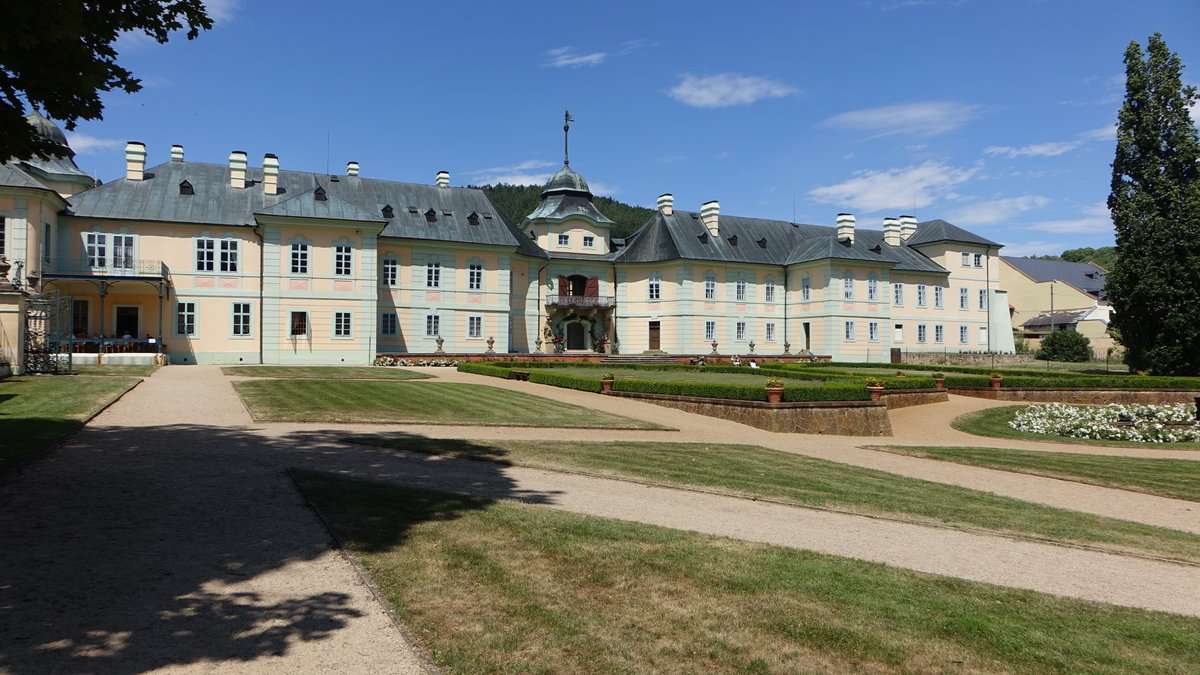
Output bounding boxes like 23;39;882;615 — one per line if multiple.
527;370;602;393
487;360;827;382
612;379;872;402
457;363;514;379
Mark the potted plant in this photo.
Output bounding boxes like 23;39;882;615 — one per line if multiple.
895;370;906;378
600;372;615;393
989;371;1003;389
764;377;785;403
865;377;886;401
931;372;945;389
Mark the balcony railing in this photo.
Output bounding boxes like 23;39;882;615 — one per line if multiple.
545;294;615;308
44;257;170;279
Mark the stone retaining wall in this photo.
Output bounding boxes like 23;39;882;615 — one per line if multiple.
606;391;892;436
951;387;1200;405
879;388;949;409
901;352;1035;366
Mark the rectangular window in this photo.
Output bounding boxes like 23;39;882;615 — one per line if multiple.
961;252;971;266
893;282;904;306
868;277;878;301
979;326;989;345
765;281;775;302
290;311;308;336
894;323;904;342
381;312;398;336
736;321;747;341
959;325;969;344
648;276;661;300
43;222;51;264
0;217;5;256
735;280;746;301
959;287;969;310
978;289;988;311
112;235;134;269
334;245;352;276
85;232;107;267
704;277;716;300
468;315;482;338
974;253;984;268
426;314;440;336
468;263;483;290
176;302;196;336
220;239;238;272
934;285;944;309
801;277;811;301
196;238;215;271
290;243;308;274
916;284;927;307
71;299;89;335
765;322;776;341
381;259;397;286
868;321;879;342
917;324;927;343
426;262;440;288
557;233;569;246
583;235;595;248
232;303;251;336
843;273;854;299
704;320;716;342
935;324;944;343
844;320;856;341
334;311;351;337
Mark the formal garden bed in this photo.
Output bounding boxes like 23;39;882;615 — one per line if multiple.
1009;403;1200;443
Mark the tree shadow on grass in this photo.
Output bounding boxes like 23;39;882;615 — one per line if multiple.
0;422;554;673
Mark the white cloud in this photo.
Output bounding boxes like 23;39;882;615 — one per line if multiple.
464;159;616;195
468;159;556;180
65;133;124;155
821;101;980;138
203;0;238;23
1028;202;1112;234
984;142;1079;159
667;74;797;108
999;240;1071;257
808;161;977;212
945;195;1050;225
543;47;606;68
1078;125;1116;142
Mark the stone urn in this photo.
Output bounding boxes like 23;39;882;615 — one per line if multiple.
485;336;495;353
710;341;719;355
434;335;445;355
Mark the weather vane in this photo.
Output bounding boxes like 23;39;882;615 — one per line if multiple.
563;110;574;166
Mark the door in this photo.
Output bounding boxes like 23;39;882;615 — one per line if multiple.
802;322;811;350
566;322;586;350
648;321;660;351
115;306;139;337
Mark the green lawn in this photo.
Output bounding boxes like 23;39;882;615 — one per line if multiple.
873;445;1200;502
294;471;1200;674
222;365;431;380
538;366;825;386
233;380;665;429
952;405;1200;450
71;364;160;377
344;437;1200;563
0;375;141;473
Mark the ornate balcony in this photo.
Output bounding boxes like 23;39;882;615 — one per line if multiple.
545;294;615;308
42;257;170;280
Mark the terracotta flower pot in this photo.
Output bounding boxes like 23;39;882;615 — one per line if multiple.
866;386;884;401
765;387;784;403
601;379;613;393
934;378;945;390
990;377;1002;389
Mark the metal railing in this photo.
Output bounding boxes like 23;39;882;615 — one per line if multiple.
545;294;615;308
43;257;170;278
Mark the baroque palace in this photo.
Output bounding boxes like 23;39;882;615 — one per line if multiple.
0;113;1014;366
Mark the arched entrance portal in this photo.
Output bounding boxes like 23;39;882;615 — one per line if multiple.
566;322;587;350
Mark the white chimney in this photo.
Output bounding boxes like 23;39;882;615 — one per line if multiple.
263;153;279;196
170;144;184;162
346;161;359;177
657;193;674;216
124;142;146;180
882;217;901;246
835;213;856;244
899;215;918;242
701;200;720;235
435;170;450;188
229;150;248;189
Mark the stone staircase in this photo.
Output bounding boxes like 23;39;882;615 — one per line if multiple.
601;354;680;365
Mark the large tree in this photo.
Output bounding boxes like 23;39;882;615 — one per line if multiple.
0;1;211;160
1107;33;1200;376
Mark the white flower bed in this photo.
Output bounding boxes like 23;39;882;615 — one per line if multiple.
1010;403;1200;443
373;356;460;367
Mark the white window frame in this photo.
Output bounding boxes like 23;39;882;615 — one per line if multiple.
764;280;775;302
736;321;747;341
426;262;441;288
978;289;988;311
557;233;570;247
648;275;661;300
735;280;747;301
934;324;944;343
959;287;969;310
85;232;108;268
232;302;252;337
467;314;483;338
175;301;196;337
843;272;855;300
219;239;238;273
765;322;776;342
844;320;855;341
111;234;135;270
195;238;215;271
426;314;440;336
893;323;904;343
704;275;716;300
704;320;716;342
959;325;969;344
289;311;309;337
582;235;595;248
801;275;811;301
290;242;309;275
974;253;984;268
867;275;879;301
934;285;944;309
916;284;927;308
961;252;971;266
381;258;398;286
917;324;927;343
893;282;904;306
868;321;879;342
333;311;352;338
381;312;398;336
334;245;353;276
468;262;483;291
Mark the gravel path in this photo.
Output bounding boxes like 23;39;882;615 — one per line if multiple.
2;365;1199;674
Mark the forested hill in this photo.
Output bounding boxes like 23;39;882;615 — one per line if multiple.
1028;246;1118;271
476;183;656;240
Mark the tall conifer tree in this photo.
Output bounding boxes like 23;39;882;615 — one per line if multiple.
1107;33;1200;375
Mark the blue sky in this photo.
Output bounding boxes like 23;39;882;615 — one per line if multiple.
63;0;1199;257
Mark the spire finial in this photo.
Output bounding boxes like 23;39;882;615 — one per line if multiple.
563;109;574;166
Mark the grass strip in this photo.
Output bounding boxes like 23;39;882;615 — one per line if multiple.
0;376;140;473
343;437;1200;563
294;470;1200;674
233;380;665;429
952;405;1200;451
872;445;1200;502
222;365;431;380
71;364;160;377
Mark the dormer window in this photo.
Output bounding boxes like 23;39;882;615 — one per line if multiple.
314;187;327;202
467;212;480;226
442;209;452;216
727;235;738;246
408;206;419;214
424;209;437;223
756;238;767;248
483;212;493;219
698;233;709;244
381;204;394;219
179;180;193;196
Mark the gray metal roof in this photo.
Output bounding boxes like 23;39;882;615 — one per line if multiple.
615;209;947;273
0;163;53;191
1020;309;1090;328
905;219;1000;247
256;186;385;224
523;193;614;224
1002;256;1107;297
